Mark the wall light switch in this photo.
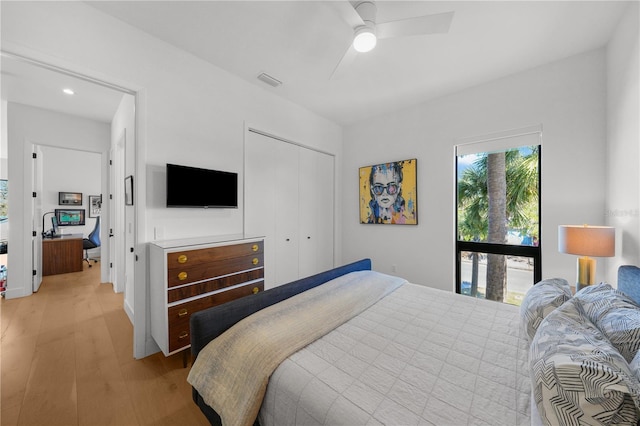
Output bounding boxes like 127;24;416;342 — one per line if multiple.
154;227;164;240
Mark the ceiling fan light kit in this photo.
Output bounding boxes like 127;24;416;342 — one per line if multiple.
330;0;454;80
352;1;378;53
353;26;377;52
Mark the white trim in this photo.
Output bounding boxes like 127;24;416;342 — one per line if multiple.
455;124;543;156
247;127;334;157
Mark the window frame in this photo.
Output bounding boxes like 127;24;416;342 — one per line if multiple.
455;144;542;298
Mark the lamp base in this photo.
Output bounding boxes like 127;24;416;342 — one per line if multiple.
575;256;596;292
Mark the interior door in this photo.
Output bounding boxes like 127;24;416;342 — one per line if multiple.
32;145;44;292
315;151;335;272
110;132;126;293
298;148;335;277
273;141;299;285
298;147;318;278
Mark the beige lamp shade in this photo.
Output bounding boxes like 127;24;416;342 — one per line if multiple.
558;225;615;257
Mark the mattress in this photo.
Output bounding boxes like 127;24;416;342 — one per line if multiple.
258;282;531;426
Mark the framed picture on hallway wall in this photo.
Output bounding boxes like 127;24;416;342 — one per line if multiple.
89;195;102;217
359;159;418;225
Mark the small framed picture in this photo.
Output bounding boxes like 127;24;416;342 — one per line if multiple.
125;175;134;206
88;195;102;217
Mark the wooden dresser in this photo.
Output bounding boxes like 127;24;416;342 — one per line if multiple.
149;235;264;356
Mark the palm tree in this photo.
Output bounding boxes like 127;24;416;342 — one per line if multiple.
458;146;539;302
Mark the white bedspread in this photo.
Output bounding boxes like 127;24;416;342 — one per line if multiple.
188;271;406;426
259;283;531;426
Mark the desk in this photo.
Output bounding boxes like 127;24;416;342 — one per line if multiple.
42;234;83;276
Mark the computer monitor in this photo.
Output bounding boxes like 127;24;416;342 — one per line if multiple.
51;216;59;236
54;208;85;226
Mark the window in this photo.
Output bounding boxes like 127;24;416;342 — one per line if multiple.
455;127;542;306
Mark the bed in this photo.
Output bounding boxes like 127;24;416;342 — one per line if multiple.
188;260;640;426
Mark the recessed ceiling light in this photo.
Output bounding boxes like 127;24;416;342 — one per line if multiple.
62;88;75;95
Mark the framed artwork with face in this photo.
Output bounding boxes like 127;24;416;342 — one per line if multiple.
359;159;418;225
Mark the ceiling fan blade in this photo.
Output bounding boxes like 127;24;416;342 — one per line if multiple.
330;43;358;80
377;11;454;39
326;0;364;29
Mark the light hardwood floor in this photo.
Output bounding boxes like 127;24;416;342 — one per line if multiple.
1;263;210;426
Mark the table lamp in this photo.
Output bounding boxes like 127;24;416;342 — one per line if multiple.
558;225;615;291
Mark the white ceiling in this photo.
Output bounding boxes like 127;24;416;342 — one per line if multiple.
0;55;126;124
2;1;630;126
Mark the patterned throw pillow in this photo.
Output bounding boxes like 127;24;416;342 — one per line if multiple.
574;283;640;363
574;283;639;319
530;299;640;425
520;278;572;342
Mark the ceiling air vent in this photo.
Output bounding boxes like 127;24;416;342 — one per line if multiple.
257;72;282;88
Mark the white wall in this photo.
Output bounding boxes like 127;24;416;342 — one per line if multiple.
6;103;109;299
40;145;101;238
342;49;608;290
2;1;342;357
605;2;640;284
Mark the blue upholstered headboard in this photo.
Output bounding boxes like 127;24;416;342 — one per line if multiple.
618;265;640;305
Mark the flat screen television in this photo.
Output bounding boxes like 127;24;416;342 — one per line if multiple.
166;163;238;208
55;208;86;226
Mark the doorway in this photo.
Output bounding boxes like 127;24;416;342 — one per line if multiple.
1;51;138;349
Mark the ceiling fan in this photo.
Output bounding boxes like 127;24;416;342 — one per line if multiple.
329;1;454;79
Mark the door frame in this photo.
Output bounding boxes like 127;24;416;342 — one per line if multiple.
3;49;147;358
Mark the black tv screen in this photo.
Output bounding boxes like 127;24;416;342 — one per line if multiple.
166;163;238;208
55;209;86;226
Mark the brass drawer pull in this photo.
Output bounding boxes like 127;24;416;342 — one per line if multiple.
178;308;188;317
178;271;188;281
252;287;260;294
252;258;259;265
177;254;188;264
252;244;259;252
178;331;189;340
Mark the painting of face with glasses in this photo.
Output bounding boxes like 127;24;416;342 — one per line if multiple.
359;159;417;225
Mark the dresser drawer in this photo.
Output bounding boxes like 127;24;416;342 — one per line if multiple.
167;268;264;303
167;280;264;352
167;253;263;287
167;241;263;268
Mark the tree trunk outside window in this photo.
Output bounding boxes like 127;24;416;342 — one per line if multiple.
486;152;507;302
